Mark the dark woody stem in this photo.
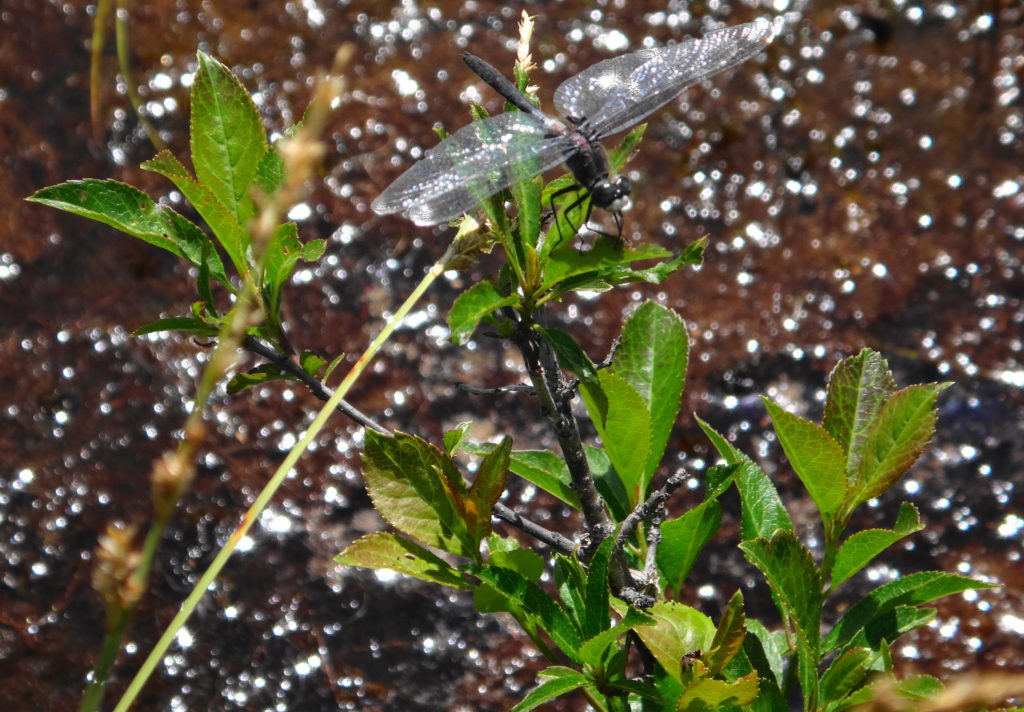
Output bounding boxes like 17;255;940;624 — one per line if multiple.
512;318;613;542
508;313;644;602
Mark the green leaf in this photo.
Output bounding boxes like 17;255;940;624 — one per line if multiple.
579;371;652;506
260;223;305;323
850;383;951;505
27;179;228;285
322;352;345;382
537;326;598;383
827;684;876;712
473;583;514;614
301;238;326;261
762;398;847;519
656;499;722;591
725;621;789;712
197;240;217;313
335;532;471;589
141;150;249;277
131;316;221;338
467;436;511;540
299;242;323;264
578;607;655;668
490;547;545;582
541;238;684;296
443;422;472;455
191;51;267;222
538;175;594;256
498;449;580;509
820;647;871;704
831;503;923;588
361;430;477;558
586;445;632;521
843;605;936;651
822;348;897;475
608;124;646;172
697;416;794;539
892;674;943;700
540;239;675;292
625;601;715;682
676;672;760;711
554;555;588;629
226;363;297;395
447;280;518;345
512;175;542;250
253;142;285;195
582;532;615;638
739;530;823;654
704;591;746;676
743;619;788;689
706;463;740;500
612;302;689;494
824;571;997;650
466;564;582;659
509;667;590;712
795;633;821;711
299;351;326;377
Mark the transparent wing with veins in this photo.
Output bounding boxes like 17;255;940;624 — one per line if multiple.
554;18;775;139
371;112;574;226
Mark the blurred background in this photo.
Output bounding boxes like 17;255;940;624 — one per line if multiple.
1;0;1021;709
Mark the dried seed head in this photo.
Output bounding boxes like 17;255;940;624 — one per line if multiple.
151;451;196;520
516;11;537;75
92;522;142;615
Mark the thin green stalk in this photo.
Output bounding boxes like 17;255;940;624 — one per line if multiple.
114;0;164;150
111;246;453;712
89;0;113;133
78;608;129;712
580;686;610;712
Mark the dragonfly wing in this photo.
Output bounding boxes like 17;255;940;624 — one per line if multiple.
578;18;775;139
372;112;573;226
553;48;660;123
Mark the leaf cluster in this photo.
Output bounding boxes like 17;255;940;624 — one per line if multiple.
28;51;326;383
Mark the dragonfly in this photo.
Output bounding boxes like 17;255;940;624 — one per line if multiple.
371;18;775;235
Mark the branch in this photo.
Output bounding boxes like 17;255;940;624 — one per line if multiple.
613;472;687;558
242;336;387;434
511;317;612;544
493;503;575;555
598;472;687;609
456;381;536;396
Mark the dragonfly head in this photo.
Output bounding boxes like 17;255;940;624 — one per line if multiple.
590;175;632;211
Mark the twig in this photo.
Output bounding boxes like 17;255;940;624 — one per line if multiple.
613;472;687;558
493;503;575;555
595;336;621;370
242;336;387;435
455;381;536;396
598;473;686;609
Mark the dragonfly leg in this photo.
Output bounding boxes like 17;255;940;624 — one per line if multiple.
548;183;585;244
